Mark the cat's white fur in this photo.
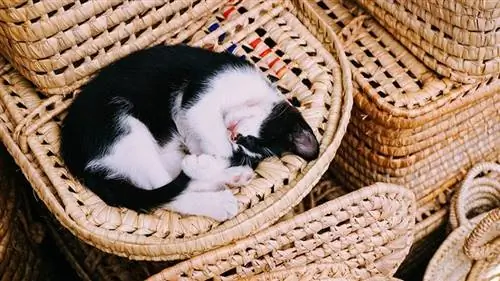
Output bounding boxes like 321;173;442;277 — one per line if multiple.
85;67;283;221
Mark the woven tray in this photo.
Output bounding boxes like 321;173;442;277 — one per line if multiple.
355;0;500;83
147;183;416;281
423;162;500;281
243;265;403;281
0;0;225;95
303;171;448;280
0;0;352;260
0;144;48;281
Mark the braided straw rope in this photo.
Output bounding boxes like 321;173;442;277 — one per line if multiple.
290;0;500;241
147;183;416;281
0;0;226;95
0;0;352;260
424;162;500;281
354;0;500;83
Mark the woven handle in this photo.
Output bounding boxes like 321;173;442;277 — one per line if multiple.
452;162;500;229
463;208;500;260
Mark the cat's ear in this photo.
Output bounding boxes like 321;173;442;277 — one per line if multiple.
290;127;319;161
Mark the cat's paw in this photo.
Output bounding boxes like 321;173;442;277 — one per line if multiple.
224;166;254;187
182;154;229;180
205;190;239;221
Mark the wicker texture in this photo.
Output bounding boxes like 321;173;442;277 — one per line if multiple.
148;183;416;281
243;265;403;281
0;0;225;95
291;0;500;241
0;143;48;281
0;0;352;260
354;0;500;83
423;162;500;281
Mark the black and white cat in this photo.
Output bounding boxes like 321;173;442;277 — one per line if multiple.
61;44;319;221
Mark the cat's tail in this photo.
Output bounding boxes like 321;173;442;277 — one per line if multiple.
83;171;190;212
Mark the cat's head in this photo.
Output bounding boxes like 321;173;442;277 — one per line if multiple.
230;100;319;163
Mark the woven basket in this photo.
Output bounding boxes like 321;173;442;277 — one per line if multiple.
354;0;500;83
147;183;416;281
290;0;500;240
0;0;226;95
423;162;500;281
0;0;352;261
242;265;403;281
0;144;49;280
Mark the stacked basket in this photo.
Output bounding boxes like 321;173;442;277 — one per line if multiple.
353;0;500;84
291;0;500;244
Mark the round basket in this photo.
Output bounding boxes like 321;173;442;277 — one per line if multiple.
423;162;500;281
147;183;416;281
290;0;500;239
0;0;226;95
0;0;352;260
354;0;500;83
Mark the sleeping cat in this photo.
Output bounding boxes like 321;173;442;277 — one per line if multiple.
61;44;319;221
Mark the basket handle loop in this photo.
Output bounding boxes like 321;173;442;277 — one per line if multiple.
451;162;500;229
463;208;500;260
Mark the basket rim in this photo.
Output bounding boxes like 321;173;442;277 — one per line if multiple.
0;0;353;260
147;183;416;280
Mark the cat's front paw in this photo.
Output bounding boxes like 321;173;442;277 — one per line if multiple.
206;190;239;221
182;154;229;180
224;166;254;187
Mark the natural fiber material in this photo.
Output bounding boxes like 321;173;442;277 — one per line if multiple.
0;144;48;281
354;0;500;83
423;162;500;281
291;0;500;240
243;265;403;281
0;0;225;95
0;0;352;260
147;183;416;281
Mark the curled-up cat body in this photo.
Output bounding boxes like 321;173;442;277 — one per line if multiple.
61;44;319;221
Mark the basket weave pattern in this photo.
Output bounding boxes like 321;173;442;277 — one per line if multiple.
354;0;500;83
291;0;500;241
0;0;352;260
0;0;225;95
148;183;416;281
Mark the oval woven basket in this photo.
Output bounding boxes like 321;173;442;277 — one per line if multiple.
0;0;352;260
147;183;416;281
290;0;500;240
354;0;500;83
423;162;500;281
0;0;226;95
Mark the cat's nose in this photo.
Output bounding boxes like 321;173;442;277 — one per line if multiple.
235;134;244;142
